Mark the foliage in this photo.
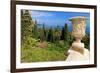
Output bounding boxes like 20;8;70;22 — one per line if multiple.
82;34;90;49
21;10;34;44
63;23;69;41
32;20;38;39
40;24;46;42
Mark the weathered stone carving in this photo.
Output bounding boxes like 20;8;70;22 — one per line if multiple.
66;16;90;61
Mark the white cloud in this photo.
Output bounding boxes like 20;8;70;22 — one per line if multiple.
29;10;54;18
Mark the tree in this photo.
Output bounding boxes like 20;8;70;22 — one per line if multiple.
40;24;46;42
64;23;69;41
82;34;90;50
21;10;34;43
68;32;74;45
53;25;61;42
61;27;64;40
61;23;69;41
47;27;53;42
32;20;38;39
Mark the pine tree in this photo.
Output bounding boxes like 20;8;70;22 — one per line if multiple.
53;26;61;42
64;23;68;41
61;27;65;40
40;24;46;42
21;10;34;43
32;20;38;39
48;27;53;42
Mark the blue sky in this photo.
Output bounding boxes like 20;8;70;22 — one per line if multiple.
29;10;90;33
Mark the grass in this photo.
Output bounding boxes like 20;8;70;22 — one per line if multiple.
21;48;66;62
21;37;69;63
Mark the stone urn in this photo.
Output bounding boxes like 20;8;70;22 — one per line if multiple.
66;16;90;61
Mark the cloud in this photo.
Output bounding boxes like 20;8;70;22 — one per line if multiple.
29;10;54;18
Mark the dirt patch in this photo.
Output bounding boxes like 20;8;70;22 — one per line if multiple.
37;42;47;49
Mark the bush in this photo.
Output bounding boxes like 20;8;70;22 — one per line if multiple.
22;37;40;49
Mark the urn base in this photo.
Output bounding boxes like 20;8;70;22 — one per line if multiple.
66;42;90;61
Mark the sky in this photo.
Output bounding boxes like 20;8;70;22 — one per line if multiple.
29;10;90;33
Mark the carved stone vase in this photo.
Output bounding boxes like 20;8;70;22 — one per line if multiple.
66;16;90;61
